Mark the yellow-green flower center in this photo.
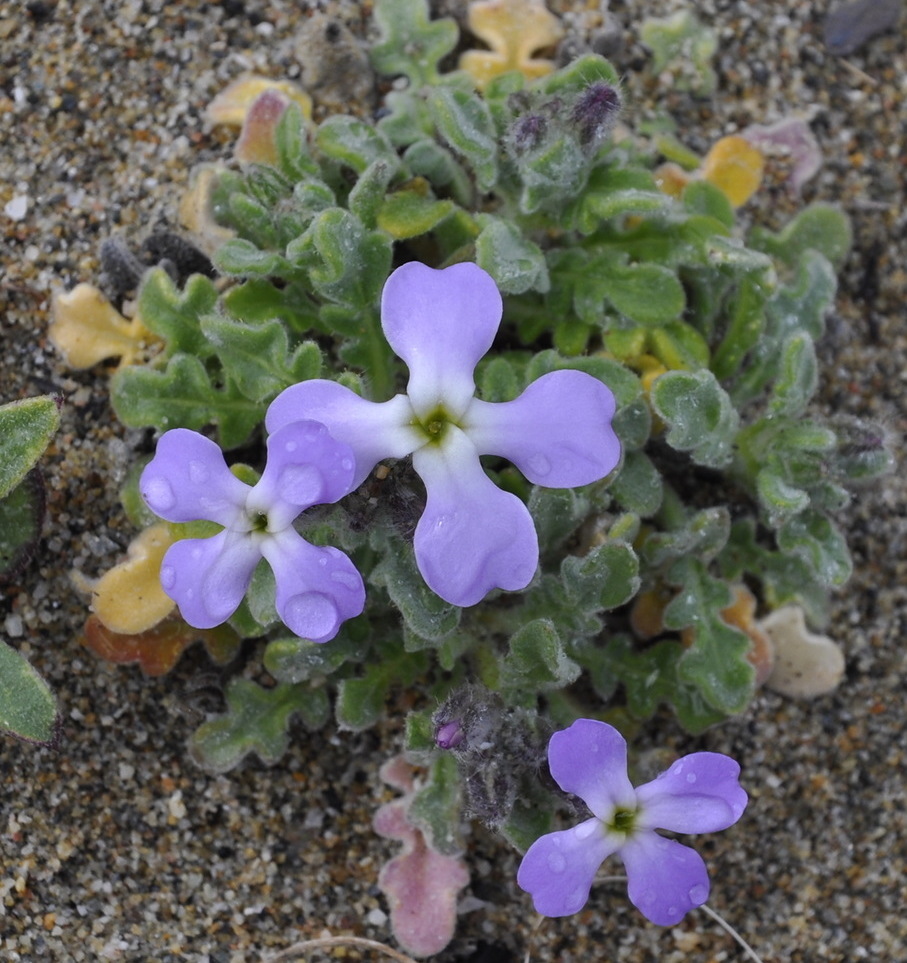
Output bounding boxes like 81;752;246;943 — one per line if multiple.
413;405;459;446
608;807;638;836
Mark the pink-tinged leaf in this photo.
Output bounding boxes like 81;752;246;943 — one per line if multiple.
373;756;469;958
235;89;291;165
742;116;823;195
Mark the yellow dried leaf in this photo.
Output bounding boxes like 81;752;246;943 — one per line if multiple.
49;284;158;370
205;73;312;128
653;162;691;199
89;523;176;634
700;135;765;208
460;0;563;89
178;164;235;255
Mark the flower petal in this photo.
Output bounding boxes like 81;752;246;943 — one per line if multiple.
265;380;420;488
250;421;357;529
547;719;637;818
635;752;748;833
261;529;365;643
466;370;621;486
620;832;710;926
517;819;620;917
381;262;502;418
159;530;260;628
141;428;248;527
412;428;538;606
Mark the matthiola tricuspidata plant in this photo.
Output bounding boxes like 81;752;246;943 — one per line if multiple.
52;0;894;954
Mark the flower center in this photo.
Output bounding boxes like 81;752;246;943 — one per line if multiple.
413;405;458;446
607;807;638;837
249;510;270;533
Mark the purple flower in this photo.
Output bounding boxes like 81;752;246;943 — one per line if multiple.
517;719;747;926
140;422;364;642
266;262;621;607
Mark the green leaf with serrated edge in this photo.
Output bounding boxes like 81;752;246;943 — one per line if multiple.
528;487;588;556
403;140;473;206
499;619;580;703
610;449;663;517
379;89;435;147
561;540;640;612
226;191;279;249
755;467;809;524
526;350;641;409
274;101;318;181
0;396;60;500
349;159;402;229
777;510;852;587
429;87;499;191
499;793;555;853
137;269;217;358
111;354;263;449
662;557;754;714
600;635;727;733
287;209;392;309
372;544;460;642
750;202;852;270
766;332;818;418
370;0;458;86
213;238;289;278
538;53;620;96
650;369;739;468
377;188;454;240
602;261;685;326
336;650;427;730
827;415;896;484
316;116;398;174
223;279;321;334
189;679;329;774
641;506;730;570
710;274;768;380
0;474;42;581
474;215;549;294
200;313;322;403
409;754;463;855
404;708;436;753
0;639;57;744
682;179;734;229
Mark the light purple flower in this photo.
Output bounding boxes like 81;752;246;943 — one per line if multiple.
517;719;747;926
266;262;621;607
140;422;364;642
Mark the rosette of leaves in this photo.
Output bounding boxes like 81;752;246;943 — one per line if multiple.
0;395;61;744
102;0;892;812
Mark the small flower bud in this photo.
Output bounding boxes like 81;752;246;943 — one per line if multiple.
435;719;466;750
572;82;622;146
509;112;548;153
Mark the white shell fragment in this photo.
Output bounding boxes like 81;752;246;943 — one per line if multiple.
759;605;845;698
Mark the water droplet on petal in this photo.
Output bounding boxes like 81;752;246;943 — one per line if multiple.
546;851;567;874
667;905;678;918
285;440;298;452
160;565;176;590
528;453;551;477
688;884;708;905
278;464;322;507
573;820;598;840
330;569;360;590
303;423;323;442
318;555;328;567
144;476;175;511
188;460;208;484
190;546;203;561
341;457;353;472
283;592;338;640
686;772;697;784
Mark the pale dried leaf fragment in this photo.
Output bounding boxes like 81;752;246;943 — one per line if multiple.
743;116;822;195
178;164;235;256
759;605;844;698
50;283;158;370
460;0;564;89
205;73;312;128
86;523;176;634
699;135;765;208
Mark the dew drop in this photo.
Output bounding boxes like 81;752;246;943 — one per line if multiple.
303;423;323;442
573;820;598;840
188;460;208;484
278;464;322;506
667;905;678;918
190;546;203;561
331;569;361;590
285;440;298;453
318;555;328;566
546;851;567;874
528;453;551;477
688;884;708;905
160;565;176;590
686;772;697;784
341;457;353;472
143;476;175;511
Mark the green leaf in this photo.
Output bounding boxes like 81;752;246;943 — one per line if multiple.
274;101;318;180
650;369;739;467
136;269;218;358
336;650;427;730
604;261;685;325
0;639;57;744
750;202;852;271
528;487;588;556
189;679;330;773
316;116;398;174
561;541;641;612
200;313;322;403
377;186;454;239
264;621;368;684
429;87;499;191
408;754;463;855
372;544;461;642
370;0;459;86
0;396;60;500
767;332;818;418
499;619;580;703
610;449;663;517
777;510;852;587
710;274;768;380
111;353;263;449
0;474;45;581
213;238;289;278
475;215;549;294
682;179;734;229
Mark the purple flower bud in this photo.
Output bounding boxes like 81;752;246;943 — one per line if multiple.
435;719;466;750
509;112;548;153
572;82;622;146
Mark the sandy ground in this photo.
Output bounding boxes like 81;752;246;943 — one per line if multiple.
1;1;906;960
